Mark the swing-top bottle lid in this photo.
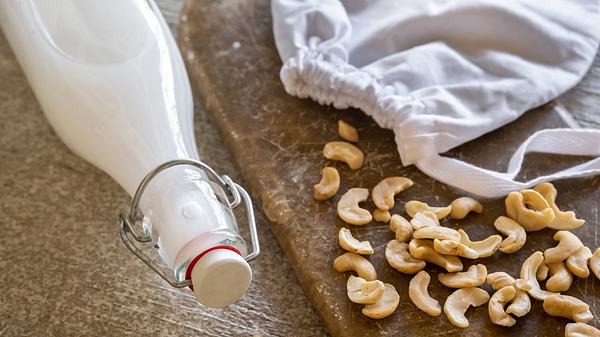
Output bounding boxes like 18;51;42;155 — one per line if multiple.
190;248;252;308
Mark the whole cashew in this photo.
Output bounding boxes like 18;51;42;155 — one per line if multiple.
409;239;463;272
506;289;531;318
505;191;555;232
520;251;558;300
413;226;461;242
347;275;385;304
458;229;502;258
362;283;400;319
385;240;426;274
566;246;592;278
338;228;374;255
590;248;600;281
323;141;364;170
546;261;573;293
410;211;440;230
543;294;593;323
338;120;359;143
337;188;372;225
372;177;413;211
433;239;479;259
409;271;441;316
405;200;452;220
313;167;340;200
488;286;517;327
534;182;585;230
565;322;600;337
544;231;584;264
389;215;413;242
450;197;483;219
438;264;487;288
333;252;377;281
486;272;516;291
493;216;527;254
372;209;391;223
443;287;490;328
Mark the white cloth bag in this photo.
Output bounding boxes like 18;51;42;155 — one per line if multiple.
272;0;600;198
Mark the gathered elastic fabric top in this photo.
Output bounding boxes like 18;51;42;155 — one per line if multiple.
272;0;600;197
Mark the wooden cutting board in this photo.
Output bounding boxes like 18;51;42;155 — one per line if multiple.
178;1;600;336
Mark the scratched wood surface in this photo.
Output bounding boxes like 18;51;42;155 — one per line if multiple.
178;0;600;336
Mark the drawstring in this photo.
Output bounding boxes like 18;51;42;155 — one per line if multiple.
415;129;600;198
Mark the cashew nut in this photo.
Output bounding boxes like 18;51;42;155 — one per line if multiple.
347;275;385;304
450;197;483;219
493;216;527;254
410;211;440;230
590;248;600;281
486;271;531;316
506;289;531;317
338;120;359;143
566;246;592;278
409;271;441;316
537;263;550;281
372;209;391;223
458;229;502;258
443;287;490;328
362;283;400;319
372;177;413;211
488;286;517;327
520;251;558;300
433;239;479;259
337;188;372;225
323;141;364;170
515;278;532;292
333;252;377;281
565;322;600;337
486;272;516;291
521;188;551;209
544;231;584;264
505;190;555;232
413;226;461;242
543;294;593;323
385;240;426;274
534;182;585;230
389;215;413;242
409;239;463;272
438;264;487;288
546;261;573;293
313;167;340;200
338;228;374;255
405;200;452;220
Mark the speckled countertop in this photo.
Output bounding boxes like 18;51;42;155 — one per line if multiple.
0;1;598;337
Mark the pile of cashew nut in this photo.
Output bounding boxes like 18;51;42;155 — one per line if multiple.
315;121;598;335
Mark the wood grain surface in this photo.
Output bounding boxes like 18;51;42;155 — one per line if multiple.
178;0;600;336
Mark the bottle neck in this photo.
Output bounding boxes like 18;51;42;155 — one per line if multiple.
138;166;245;268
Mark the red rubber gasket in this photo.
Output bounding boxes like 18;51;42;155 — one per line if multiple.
184;245;242;291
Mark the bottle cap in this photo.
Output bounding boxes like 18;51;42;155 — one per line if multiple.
190;249;252;308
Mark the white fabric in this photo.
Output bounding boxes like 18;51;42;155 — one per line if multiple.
272;0;600;197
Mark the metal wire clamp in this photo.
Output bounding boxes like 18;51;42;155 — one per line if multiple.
119;159;260;288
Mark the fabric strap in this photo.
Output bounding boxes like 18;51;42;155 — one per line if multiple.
415;128;600;198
